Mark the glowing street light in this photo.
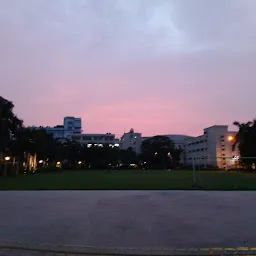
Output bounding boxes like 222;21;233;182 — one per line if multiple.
167;152;171;156
4;156;10;161
78;161;82;164
228;136;234;141
154;152;158;156
39;160;43;164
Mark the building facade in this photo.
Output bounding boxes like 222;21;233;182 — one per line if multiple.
119;126;239;169
71;133;119;147
30;116;82;139
184;125;239;168
120;128;142;153
64;117;82;138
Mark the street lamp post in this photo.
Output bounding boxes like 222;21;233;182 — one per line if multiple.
4;156;10;177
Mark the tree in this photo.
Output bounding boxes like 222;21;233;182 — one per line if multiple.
140;136;182;169
120;147;137;164
0;96;23;156
233;120;256;169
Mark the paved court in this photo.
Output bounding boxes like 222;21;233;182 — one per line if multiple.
0;191;255;250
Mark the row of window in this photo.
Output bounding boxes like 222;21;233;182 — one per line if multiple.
72;136;115;141
188;148;207;153
188;156;208;160
187;139;207;146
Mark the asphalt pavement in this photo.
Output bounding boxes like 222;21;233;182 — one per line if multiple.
0;191;255;251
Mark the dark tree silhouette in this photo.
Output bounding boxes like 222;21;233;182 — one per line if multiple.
233;120;256;169
140;135;182;169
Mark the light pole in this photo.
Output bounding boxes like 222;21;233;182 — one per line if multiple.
4;156;10;177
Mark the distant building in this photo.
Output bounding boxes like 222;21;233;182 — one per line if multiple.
119;126;239;169
29;116;82;139
64;117;82;138
120;129;192;154
120;128;142;153
184;125;239;168
71;133;119;148
45;125;65;139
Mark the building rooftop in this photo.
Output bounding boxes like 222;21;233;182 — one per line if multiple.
204;125;228;130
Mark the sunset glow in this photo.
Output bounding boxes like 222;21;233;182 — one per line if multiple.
1;0;255;136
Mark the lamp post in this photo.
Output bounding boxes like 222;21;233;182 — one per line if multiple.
4;156;10;177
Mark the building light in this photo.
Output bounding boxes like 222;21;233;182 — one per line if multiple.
114;143;119;147
228;136;234;141
57;161;61;165
78;161;82;164
39;160;43;164
4;156;10;161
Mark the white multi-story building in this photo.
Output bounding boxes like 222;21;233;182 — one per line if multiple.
45;125;65;139
184;125;239;169
119;125;239;169
71;133;119;148
30;116;82;139
120;128;193;154
64;117;82;138
120;128;142;153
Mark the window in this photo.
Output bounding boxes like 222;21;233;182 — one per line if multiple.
222;148;225;150
68;121;73;125
68;126;72;131
82;136;92;140
222;154;225;156
200;140;204;143
201;148;204;151
196;149;199;152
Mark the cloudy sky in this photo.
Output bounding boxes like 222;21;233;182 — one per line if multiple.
1;0;256;136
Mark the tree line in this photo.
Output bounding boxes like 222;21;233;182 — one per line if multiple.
0;96;182;174
1;96;256;174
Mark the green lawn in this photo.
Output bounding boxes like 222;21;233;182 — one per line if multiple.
1;169;256;190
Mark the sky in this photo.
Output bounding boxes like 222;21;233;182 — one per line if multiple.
1;0;256;137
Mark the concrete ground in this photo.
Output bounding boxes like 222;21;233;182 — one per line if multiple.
0;191;256;252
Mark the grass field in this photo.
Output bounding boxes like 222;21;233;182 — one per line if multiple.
1;169;256;190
